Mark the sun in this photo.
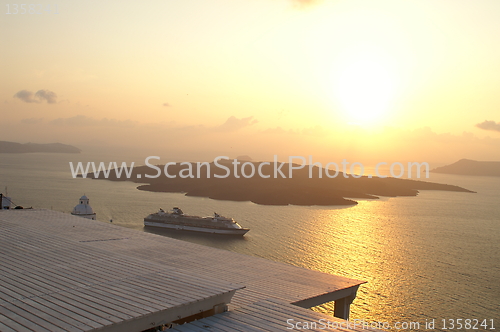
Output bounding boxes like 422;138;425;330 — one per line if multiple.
333;53;398;126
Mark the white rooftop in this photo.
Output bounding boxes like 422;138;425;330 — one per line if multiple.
0;209;374;331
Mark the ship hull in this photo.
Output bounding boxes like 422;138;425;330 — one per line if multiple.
144;219;250;235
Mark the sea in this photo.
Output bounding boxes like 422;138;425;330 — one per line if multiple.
1;151;499;331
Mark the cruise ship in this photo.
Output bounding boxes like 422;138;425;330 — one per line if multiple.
144;207;250;235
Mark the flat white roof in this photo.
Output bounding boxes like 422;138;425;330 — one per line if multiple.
0;209;367;331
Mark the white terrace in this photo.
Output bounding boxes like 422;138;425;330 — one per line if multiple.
0;209;380;331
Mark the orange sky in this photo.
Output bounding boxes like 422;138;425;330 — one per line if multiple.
2;0;500;164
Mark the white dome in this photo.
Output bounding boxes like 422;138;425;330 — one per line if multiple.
72;195;95;219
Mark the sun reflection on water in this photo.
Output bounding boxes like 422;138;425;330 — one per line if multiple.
299;199;417;323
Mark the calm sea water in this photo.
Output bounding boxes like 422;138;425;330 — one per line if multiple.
1;152;499;330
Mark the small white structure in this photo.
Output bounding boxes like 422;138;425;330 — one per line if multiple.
1;194;13;209
71;195;96;220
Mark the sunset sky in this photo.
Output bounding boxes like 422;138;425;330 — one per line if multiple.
2;0;500;164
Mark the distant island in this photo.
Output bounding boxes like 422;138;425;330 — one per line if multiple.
0;141;81;154
84;160;475;206
431;159;500;177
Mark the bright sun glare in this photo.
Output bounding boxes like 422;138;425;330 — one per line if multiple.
334;55;397;126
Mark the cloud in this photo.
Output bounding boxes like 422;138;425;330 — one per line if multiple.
21;117;44;124
13;89;58;104
14;90;37;103
215;116;258;132
35;90;57;103
50;115;137;128
163;102;171;107
262;126;299;135
262;126;290;135
261;125;326;136
476;120;500;133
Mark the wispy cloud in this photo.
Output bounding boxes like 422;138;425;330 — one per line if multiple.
163;102;171;107
262;126;293;135
50;115;137;128
35;90;57;103
215;116;258;132
14;89;58;104
261;125;326;136
21;117;44;124
476;120;500;133
14;90;36;103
